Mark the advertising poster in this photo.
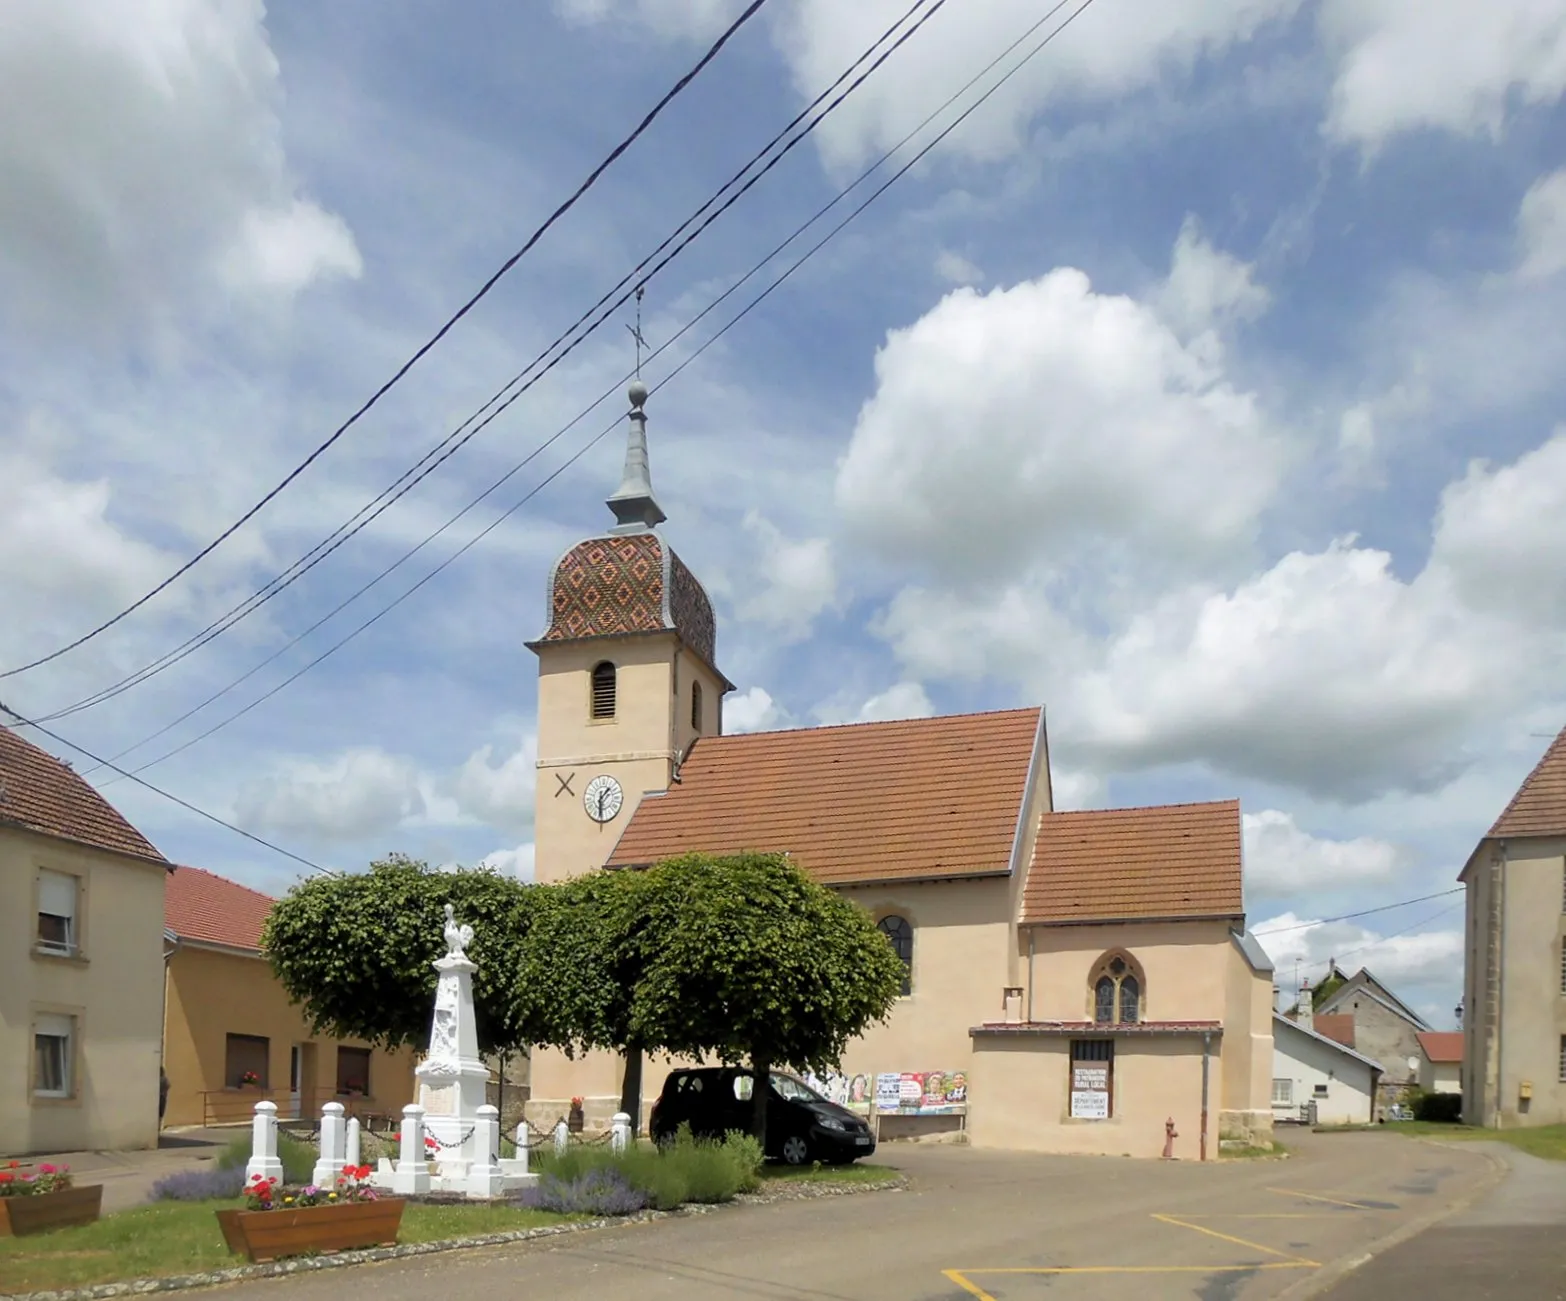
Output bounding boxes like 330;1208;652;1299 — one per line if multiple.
804;1072;873;1114
874;1073;902;1111
871;1071;969;1114
1070;1090;1110;1120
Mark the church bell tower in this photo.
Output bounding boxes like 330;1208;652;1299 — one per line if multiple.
526;378;732;885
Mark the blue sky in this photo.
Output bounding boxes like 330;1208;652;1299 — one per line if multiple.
4;0;1566;1028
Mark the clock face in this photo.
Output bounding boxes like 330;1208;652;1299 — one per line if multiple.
583;774;624;823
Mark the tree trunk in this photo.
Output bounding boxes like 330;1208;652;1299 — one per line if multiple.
620;1045;643;1135
751;1055;771;1144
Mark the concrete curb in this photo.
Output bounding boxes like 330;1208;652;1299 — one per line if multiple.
0;1177;906;1301
1273;1140;1511;1300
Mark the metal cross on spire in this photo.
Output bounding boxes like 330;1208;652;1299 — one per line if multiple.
626;284;647;378
606;283;666;533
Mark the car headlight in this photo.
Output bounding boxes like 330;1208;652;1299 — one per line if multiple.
815;1115;846;1131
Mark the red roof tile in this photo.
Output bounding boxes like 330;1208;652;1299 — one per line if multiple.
1312;1014;1356;1049
0;724;167;864
605;708;1044;885
1022;800;1244;924
165;865;275;953
1417;1031;1463;1064
1490;727;1566;838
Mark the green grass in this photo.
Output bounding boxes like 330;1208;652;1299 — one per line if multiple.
0;1198;572;1294
759;1160;899;1183
1378;1120;1566;1161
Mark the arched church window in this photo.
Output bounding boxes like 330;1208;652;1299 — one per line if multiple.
1090;952;1143;1025
691;680;703;733
590;661;617;720
877;915;913;996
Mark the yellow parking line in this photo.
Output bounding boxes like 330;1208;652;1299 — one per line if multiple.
945;1263;1316;1297
1152;1213;1321;1266
1267;1187;1384;1211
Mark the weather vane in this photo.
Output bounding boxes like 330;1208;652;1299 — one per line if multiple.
626;284;647;378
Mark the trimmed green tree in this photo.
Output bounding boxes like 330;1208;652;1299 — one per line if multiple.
628;851;906;1142
262;855;538;1058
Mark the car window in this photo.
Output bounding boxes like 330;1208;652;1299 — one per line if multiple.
770;1073;825;1103
732;1074;754;1101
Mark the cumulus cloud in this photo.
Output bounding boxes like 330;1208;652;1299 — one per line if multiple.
1517;168;1566;281
934;250;984;286
834;264;1287;589
0;0;361;336
1153;216;1270;340
1049;767;1106;811
479;843;537;881
724;685;789;734
235;748;427;843
827;681;935;725
1242;810;1404;898
732;512;839;639
1320;0;1566;150
450;735;537;836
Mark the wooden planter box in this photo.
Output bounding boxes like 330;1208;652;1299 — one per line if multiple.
215;1198;405;1263
0;1185;104;1237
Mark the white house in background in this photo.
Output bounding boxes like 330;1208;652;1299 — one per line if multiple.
1272;1012;1384;1125
1416;1032;1463;1095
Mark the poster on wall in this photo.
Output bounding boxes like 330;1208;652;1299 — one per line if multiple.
1070;1089;1110;1120
872;1071;970;1114
803;1072;872;1114
875;1073;902;1111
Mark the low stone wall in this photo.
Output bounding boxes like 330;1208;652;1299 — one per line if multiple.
1218;1108;1275;1150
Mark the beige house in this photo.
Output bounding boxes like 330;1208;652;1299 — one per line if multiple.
0;724;170;1156
1461;726;1566;1127
522;383;1276;1158
162;865;417;1129
1294;966;1430;1117
1417;1031;1462;1095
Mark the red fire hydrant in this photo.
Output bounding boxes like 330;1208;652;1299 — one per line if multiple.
1162;1116;1178;1160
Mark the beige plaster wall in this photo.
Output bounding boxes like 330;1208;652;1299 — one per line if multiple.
162;944;416;1129
1420;1059;1461;1094
1494;838;1566;1126
968;1034;1207;1158
0;828;166;1156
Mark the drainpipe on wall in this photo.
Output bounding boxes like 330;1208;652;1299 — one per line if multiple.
1026;929;1035;1023
1200;1031;1212;1162
1494;840;1507;1130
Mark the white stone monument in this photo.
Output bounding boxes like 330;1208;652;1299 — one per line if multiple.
371;904;537;1199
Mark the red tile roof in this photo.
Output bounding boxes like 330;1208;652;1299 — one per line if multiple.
1417;1031;1463;1064
0;724;167;864
1490;727;1566;838
1021;800;1244;924
605;708;1044;885
165;865;276;953
1312;1014;1356;1049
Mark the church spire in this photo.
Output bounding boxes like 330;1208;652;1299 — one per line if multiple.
606;287;667;534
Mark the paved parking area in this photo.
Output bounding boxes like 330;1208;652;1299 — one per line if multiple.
207;1129;1501;1300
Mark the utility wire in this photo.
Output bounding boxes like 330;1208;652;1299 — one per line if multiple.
36;0;950;727
0;699;336;877
87;0;1098;783
0;0;771;682
1278;901;1466;987
1252;887;1465;938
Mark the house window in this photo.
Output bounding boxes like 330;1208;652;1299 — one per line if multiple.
1090;953;1143;1025
590;661;616;719
1272;1078;1293;1106
1069;1039;1114;1119
226;1034;270;1089
1313;1083;1329;1098
336;1047;371;1097
36;870;79;956
33;1013;75;1098
690;680;703;733
877;915;913;996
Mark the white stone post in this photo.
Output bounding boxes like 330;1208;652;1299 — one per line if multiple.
345;1116;361;1169
464;1104;503;1198
392;1103;430;1196
313;1101;347;1188
512;1121;530;1175
553;1118;569;1157
244;1100;284;1188
610;1112;631;1155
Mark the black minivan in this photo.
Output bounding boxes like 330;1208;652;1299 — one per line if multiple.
649;1067;876;1165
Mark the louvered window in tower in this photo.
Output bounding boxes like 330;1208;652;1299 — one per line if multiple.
691;680;703;733
590;661;617;720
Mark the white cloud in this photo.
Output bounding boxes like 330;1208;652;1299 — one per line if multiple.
934;250;984;285
1517;168;1566;281
553;0;742;40
834;264;1287;589
1242;810;1403;898
1153;216;1270;340
450;735;537;836
0;0;361;335
235;748;427;843
1320;0;1566;150
724;686;788;734
1049;767;1106;811
479;843;537;882
846;681;934;724
733;512;839;638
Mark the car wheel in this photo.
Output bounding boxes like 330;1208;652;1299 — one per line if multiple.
780;1135;811;1166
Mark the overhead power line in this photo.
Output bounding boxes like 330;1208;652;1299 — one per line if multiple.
85;0;1099;784
35;0;951;727
1252;886;1465;938
0;0;771;682
0;698;335;877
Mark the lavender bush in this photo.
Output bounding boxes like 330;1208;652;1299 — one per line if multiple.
149;1164;247;1202
517;1166;647;1216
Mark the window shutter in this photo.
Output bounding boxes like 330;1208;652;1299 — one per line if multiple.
39;871;77;919
35;1012;74;1040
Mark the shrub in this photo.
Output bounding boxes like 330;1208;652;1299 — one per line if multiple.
1412;1091;1463;1123
215;1133;318;1184
721;1131;765;1193
518;1166;647;1216
149;1165;246;1202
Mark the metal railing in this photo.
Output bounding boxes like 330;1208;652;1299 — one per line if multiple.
199;1087;394;1128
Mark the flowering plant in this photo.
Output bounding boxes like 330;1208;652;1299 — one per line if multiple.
238;1071;261;1087
244;1167;377;1211
0;1161;74;1197
570;1096;585;1110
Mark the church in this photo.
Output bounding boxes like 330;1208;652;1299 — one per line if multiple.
525;379;1275;1159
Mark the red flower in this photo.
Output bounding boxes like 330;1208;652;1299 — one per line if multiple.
0;1174;13;1184
37;1164;56;1175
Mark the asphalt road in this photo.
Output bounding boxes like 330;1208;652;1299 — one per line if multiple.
1318;1140;1565;1300
202;1128;1502;1300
